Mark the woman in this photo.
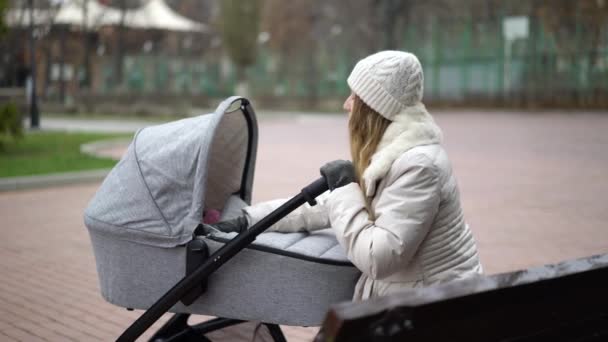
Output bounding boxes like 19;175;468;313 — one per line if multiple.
217;50;483;300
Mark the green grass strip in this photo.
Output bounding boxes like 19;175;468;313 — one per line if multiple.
0;131;131;178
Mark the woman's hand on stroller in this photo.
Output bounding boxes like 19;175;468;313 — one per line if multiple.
320;160;356;191
208;216;249;233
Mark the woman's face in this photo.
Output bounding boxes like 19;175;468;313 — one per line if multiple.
343;93;355;116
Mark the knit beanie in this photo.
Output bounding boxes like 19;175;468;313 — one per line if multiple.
347;51;424;121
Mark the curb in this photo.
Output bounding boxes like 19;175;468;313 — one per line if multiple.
80;138;132;158
0;138;131;192
0;169;113;192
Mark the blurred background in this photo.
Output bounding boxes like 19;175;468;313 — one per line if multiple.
1;1;608;341
2;0;607;117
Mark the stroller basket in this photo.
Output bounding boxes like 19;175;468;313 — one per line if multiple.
84;97;360;341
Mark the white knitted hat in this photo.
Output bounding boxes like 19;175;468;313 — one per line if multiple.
347;50;424;121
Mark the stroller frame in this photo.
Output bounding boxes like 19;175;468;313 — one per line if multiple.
120;177;328;341
115;97;330;341
150;315;286;342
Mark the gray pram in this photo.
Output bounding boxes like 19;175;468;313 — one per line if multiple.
84;97;360;341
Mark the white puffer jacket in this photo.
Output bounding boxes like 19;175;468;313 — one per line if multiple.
244;103;483;300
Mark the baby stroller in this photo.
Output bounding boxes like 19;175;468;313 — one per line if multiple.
84;97;361;341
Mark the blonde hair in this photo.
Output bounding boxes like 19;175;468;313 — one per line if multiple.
348;95;391;217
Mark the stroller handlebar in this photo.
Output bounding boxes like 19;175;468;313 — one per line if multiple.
301;177;329;206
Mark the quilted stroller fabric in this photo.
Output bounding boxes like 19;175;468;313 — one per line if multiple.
84;97;360;329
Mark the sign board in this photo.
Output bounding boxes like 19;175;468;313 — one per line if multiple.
503;16;529;42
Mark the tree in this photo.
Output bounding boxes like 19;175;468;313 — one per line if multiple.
374;0;411;50
81;0;92;89
535;0;608;104
106;0;141;87
261;0;318;102
219;0;262;96
0;0;7;37
536;0;608;66
115;0;128;86
0;102;23;149
0;0;23;142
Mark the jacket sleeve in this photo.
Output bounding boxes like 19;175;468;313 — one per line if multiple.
327;162;440;280
242;191;331;233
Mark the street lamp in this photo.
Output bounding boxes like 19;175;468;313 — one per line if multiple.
28;0;40;129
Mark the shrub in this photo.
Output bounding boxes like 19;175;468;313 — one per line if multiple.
0;102;24;148
0;0;7;37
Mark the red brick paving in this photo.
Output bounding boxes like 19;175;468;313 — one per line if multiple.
1;110;608;341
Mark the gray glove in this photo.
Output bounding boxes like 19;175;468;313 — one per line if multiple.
320;160;356;191
210;215;249;233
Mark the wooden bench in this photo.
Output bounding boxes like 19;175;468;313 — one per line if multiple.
319;254;608;342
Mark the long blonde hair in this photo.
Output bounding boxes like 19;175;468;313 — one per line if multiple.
348;95;391;216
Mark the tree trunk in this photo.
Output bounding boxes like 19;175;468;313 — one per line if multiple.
306;8;318;108
114;0;127;87
82;33;92;89
43;40;51;100
383;0;396;49
59;27;66;103
235;66;250;98
81;0;91;89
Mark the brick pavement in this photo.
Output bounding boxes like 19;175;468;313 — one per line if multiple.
2;110;608;341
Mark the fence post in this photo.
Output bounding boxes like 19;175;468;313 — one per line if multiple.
574;9;584;106
432;15;441;102
460;16;471;100
496;13;505;104
537;19;547;104
527;12;538;107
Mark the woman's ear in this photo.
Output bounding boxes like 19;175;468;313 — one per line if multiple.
344;93;354;113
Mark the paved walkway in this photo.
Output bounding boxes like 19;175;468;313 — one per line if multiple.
32;110;323;133
32;116;160;133
2;110;608;341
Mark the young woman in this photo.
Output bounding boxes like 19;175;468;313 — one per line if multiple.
216;51;483;300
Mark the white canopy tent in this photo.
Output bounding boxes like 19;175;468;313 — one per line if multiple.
6;0;206;32
124;0;207;32
54;0;122;28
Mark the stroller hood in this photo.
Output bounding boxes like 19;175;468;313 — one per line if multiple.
84;97;257;248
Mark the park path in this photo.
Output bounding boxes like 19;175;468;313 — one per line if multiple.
2;109;608;341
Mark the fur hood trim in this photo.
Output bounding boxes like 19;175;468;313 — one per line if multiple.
362;102;443;196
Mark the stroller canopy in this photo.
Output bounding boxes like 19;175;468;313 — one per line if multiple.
85;97;257;248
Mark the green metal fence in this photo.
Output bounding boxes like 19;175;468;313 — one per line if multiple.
405;14;608;106
103;13;608;107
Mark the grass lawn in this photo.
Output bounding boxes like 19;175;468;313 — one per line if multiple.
0;131;130;178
